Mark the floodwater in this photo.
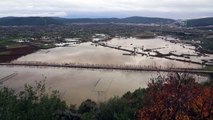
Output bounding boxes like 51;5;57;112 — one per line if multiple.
0;66;208;106
105;37;213;64
0;37;211;105
14;37;209;68
0;66;161;105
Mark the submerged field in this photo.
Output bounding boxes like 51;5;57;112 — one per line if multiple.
0;37;211;105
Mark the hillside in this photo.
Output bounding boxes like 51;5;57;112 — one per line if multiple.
66;16;176;24
186;17;213;27
120;16;175;24
0;17;65;26
2;16;213;27
0;16;175;26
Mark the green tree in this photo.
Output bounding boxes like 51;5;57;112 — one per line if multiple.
0;81;67;120
98;97;133;120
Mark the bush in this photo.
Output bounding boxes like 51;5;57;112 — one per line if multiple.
136;73;213;120
98;97;132;120
0;81;67;120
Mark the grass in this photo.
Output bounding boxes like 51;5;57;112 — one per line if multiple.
0;37;23;46
0;39;16;46
1;37;55;50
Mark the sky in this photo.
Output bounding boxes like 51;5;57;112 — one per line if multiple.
0;0;213;19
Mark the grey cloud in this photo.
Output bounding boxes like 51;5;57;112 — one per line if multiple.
0;0;212;19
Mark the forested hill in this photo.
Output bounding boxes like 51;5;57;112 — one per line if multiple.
1;16;212;27
186;17;213;27
0;17;65;26
66;16;176;24
0;16;175;26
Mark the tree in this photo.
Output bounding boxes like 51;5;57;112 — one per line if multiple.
98;97;133;120
78;99;98;120
0;81;67;120
136;73;213;120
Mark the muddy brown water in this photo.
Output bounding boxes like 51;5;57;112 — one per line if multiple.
0;66;162;105
0;37;211;105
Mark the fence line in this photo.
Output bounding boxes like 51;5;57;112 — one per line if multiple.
0;61;212;74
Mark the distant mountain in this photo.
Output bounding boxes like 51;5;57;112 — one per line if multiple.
1;16;213;27
119;16;175;24
0;17;65;26
186;17;213;27
0;16;176;26
66;16;176;24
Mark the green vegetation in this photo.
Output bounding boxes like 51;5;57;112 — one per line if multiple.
98;97;132;120
201;38;213;52
0;81;146;120
204;66;213;71
0;73;212;120
0;37;28;49
0;38;16;46
186;17;213;27
0;81;67;120
0;17;175;26
0;17;64;26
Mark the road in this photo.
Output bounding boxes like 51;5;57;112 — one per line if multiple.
0;62;212;74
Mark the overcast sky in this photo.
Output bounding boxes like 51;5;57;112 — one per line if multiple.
0;0;213;19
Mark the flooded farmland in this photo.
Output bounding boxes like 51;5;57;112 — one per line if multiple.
0;37;211;105
13;37;213;68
